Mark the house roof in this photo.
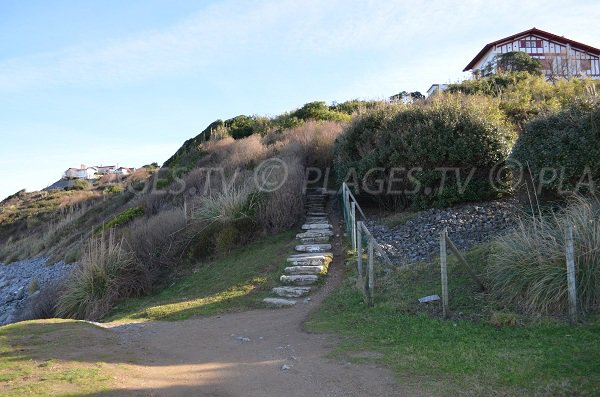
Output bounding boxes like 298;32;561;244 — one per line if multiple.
463;27;600;71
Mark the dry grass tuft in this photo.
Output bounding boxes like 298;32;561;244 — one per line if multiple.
489;195;600;315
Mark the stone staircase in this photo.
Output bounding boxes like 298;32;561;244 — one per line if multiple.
263;188;333;307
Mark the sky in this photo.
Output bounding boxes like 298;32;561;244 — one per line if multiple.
1;0;599;200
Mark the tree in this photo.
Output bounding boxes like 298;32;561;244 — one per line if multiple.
390;91;424;102
496;52;543;76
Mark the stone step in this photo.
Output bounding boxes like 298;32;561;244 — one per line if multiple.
272;286;311;298
302;223;332;230
285;265;325;275
299;236;330;244
297;230;334;238
304;219;329;224
288;252;333;259
307;212;328;217
295;243;332;253
287;257;326;266
263;297;297;307
280;275;319;285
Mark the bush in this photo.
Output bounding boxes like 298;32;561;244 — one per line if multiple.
102;206;145;230
335;94;517;208
194;184;259;223
256;157;305;232
104;184;124;194
125;209;188;276
57;232;147;320
488;195;600;315
291;101;352;122
65;179;90;191
510;99;600;196
19;281;62;321
447;73;600;129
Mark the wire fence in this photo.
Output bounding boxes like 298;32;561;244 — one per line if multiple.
340;183;393;306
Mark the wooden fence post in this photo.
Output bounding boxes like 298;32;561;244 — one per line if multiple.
368;236;374;307
440;228;449;318
357;221;364;295
565;225;577;324
351;201;357;250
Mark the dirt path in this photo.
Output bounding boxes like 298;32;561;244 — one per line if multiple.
86;200;427;397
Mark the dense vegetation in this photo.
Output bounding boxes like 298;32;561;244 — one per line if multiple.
335;93;517;208
510;98;600;196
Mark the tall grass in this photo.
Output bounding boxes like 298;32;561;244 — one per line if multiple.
56;231;146;320
194;183;259;223
489;195;600;315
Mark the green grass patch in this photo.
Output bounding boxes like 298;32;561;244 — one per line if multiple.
106;231;296;322
0;319;120;397
306;246;600;396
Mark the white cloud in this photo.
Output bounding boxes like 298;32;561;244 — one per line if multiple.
1;0;599;93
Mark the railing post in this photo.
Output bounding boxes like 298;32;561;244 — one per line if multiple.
440;228;449;318
368;236;374;307
351;201;357;250
357;221;364;295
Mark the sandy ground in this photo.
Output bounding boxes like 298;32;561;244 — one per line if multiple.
72;203;429;396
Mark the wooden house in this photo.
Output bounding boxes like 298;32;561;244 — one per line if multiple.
464;28;600;79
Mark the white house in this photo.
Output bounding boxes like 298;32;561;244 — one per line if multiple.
464;28;600;79
63;166;98;180
96;165;117;174
114;167;134;176
426;84;448;97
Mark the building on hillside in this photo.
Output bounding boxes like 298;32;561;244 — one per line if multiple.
63;166;98;180
114;167;134;176
426;84;448;97
96;165;117;174
464;28;600;80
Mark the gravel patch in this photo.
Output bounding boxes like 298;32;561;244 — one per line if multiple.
366;200;520;264
0;257;73;326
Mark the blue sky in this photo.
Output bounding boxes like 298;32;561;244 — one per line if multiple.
1;0;599;200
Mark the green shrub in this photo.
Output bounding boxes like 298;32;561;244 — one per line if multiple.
447;72;600;129
56;232;148;320
102;206;144;231
104;184;124;194
66;179;90;191
510;99;600;196
335;94;517;208
488;195;600;316
291;101;352;122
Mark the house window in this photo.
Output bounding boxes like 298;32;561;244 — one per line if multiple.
581;59;592;71
541;58;554;70
520;39;542;48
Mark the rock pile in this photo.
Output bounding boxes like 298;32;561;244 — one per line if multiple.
366;200;519;263
0;258;72;326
